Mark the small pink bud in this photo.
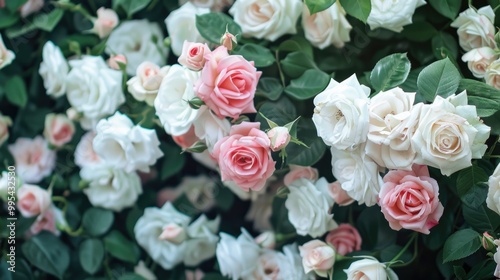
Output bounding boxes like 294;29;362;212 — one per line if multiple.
483;232;496;251
220;27;237;51
267;126;290;152
92;7;119;38
255;231;276;249
158;223;186;244
107;54;127;70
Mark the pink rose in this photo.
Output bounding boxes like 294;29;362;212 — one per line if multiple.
17;184;51;218
178;41;211;71
267;126;291;152
299;240;336;278
212;122;275;191
93;7;119;38
28;207;59;236
379;164;444;234
172;125;199;149
43;113;75;147
108;54;127;70
8;136;56;183
19;0;43;18
283;165;319;186
327;181;354;206
196;46;261;119
325;223;361;256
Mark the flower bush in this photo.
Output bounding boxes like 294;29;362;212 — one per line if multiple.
1;0;500;279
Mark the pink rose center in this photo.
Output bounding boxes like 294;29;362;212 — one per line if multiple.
29;150;42;164
189;47;200;57
54;125;71;141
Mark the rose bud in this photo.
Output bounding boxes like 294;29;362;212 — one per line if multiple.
158;223;187;244
92;7;119;38
220;28;237;51
299;240;335;278
107;54;127;70
267;126;291;152
483;232;496;251
178;41;211;71
43;113;75;148
17;184;51;218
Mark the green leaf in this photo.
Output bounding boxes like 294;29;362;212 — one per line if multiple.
463;203;500;233
82;208;114;237
468;96;499;117
429;0;461;20
280;51;318;78
79;239;104;275
233;43;275;67
5;0;27;13
432;32;458;60
339;0;371;23
442;229;481;263
370;53;411;91
286;119;327;166
22;232;70;279
305;0;336;14
278;36;314;58
113;0;152;17
417;57;461;102
7;9;64;38
456;164;489;208
256;97;297;130
402;22;438;42
160;143;185;181
103;230;140;264
453;266;467;280
0;10;19;29
5;76;28;108
256;77;283;101
458;79;500;101
196;13;242;44
284;69;330;100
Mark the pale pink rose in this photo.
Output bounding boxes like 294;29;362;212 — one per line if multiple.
379;164;444;234
267;126;291;152
325;224;361;256
74;131;101;168
178;41;211;71
212;122;275;191
43;113;75;147
0;112;12;146
462;47;497;78
0;0;5;8
299;240;335;278
107;54;127;70
28;207;59;236
327;181;354;206
283;165;319;186
157;188;182;206
8;136;56;183
19;0;44;18
196;46;261;119
172;125;199;149
93;7;119;38
17;184;51;218
158;223;187;244
136;61;164;91
185;269;204;280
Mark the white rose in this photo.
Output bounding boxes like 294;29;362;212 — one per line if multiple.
367;0;426;33
0;112;12;146
154;64;202;136
331;146;382;206
107;20;168;75
0;172;8;200
127;61;170;106
66;56;125;129
344;258;398;280
8;136;56;184
412;91;490;176
93;112;163;173
92;7;119;39
216;229;261;279
39;41;69;98
229;0;302;41
165;2;210;56
183;215;220;266
485;58;500;89
193;109;231;151
313;75;370;150
81;163;142;211
299;240;335;278
366;88;420;170
462;47;497;78
178;0;234;12
135;202;190;269
302;2;352;49
487;163;500;215
0;34;15;70
74;131;101;168
451;6;496;51
248;248;313;280
285;178;337;237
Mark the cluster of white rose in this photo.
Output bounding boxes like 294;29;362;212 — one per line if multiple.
313;75;491;206
453;5;500;89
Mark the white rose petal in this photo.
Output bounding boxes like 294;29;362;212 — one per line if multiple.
451;6;496;51
183;215;220;266
462;47;497;79
487;163;500;215
367;0;426;33
344;258;398;280
39;41;69;98
216;229;261;280
0;34;15;69
485;58;500;89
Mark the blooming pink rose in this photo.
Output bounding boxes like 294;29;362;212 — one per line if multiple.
107;54;127;70
211;122;275;191
379;164;444;234
178;41;211;71
327;181;354;206
325;223;361;256
19;0;43;18
17;184;51;218
28;207;59;236
299;240;336;278
172;125;199;149
267;126;291;152
196;46;261;119
43;113;75;147
93;7;119;38
283;165;319;186
8;136;56;183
